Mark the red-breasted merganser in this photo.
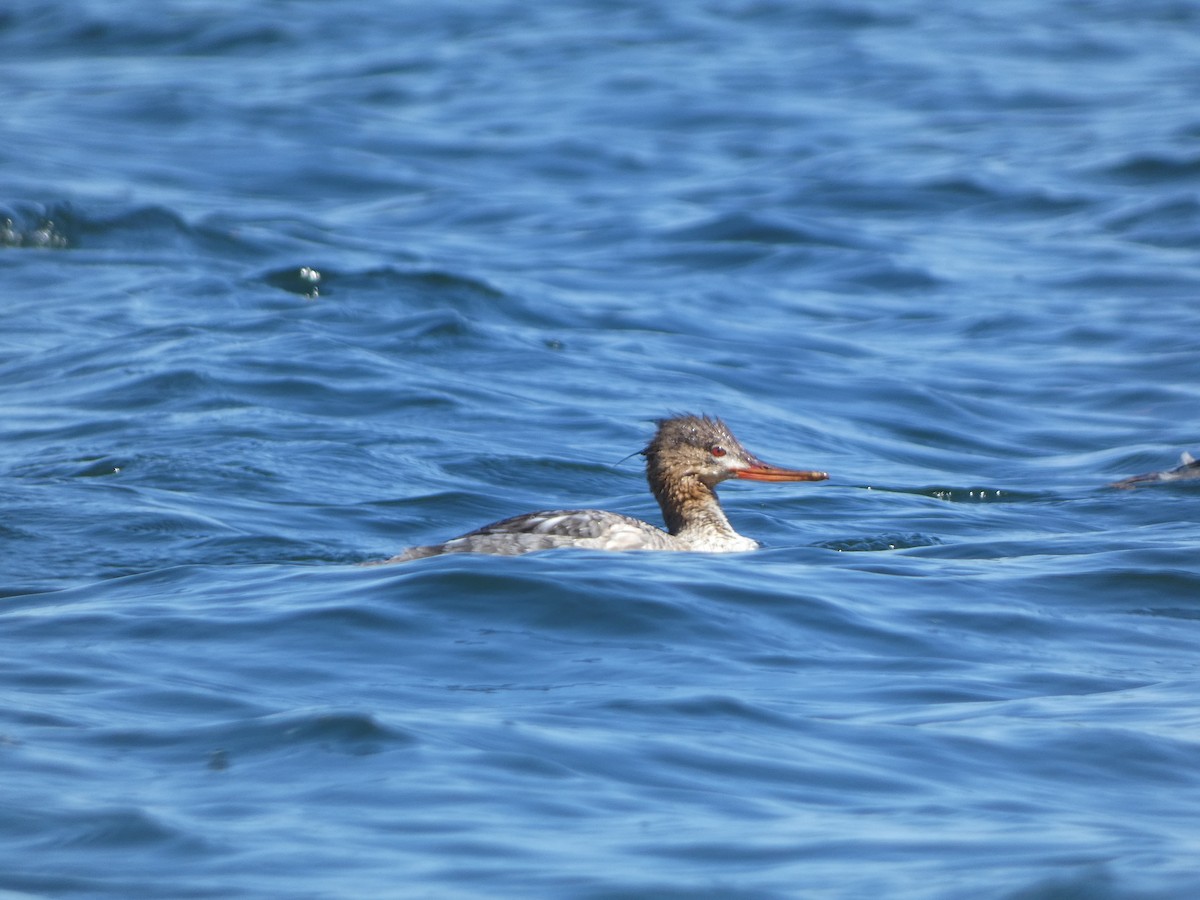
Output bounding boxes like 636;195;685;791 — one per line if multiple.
381;414;828;562
1111;451;1200;489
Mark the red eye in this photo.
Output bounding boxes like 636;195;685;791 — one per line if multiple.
710;445;726;457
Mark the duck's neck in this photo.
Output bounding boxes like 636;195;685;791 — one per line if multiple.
651;473;741;543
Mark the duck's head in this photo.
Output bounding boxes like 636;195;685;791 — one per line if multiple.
643;414;828;489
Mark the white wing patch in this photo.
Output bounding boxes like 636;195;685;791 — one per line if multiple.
530;514;572;533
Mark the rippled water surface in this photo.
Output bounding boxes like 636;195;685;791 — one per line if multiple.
4;2;1200;897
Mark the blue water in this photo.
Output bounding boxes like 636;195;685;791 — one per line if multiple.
4;1;1200;896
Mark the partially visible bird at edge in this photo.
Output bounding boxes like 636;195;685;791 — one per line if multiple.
1111;451;1200;489
378;414;828;563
